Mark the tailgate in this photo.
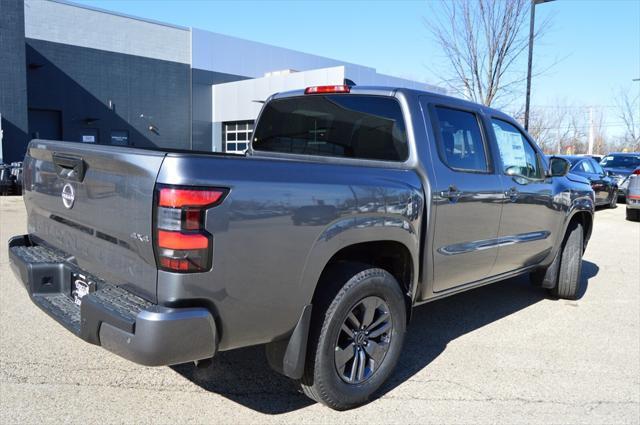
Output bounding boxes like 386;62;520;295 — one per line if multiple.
23;140;165;302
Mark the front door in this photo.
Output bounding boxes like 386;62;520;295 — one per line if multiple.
488;118;559;274
588;159;611;203
573;159;606;202
423;102;504;292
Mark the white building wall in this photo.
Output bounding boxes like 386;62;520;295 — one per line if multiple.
192;28;371;79
192;27;442;93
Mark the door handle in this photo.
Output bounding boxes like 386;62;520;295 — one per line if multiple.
505;187;519;202
440;186;462;202
52;153;86;182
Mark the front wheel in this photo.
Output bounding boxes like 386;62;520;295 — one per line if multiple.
551;221;584;300
301;265;406;410
609;190;617;208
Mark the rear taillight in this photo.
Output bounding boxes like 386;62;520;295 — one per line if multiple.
154;185;227;273
633;169;640;175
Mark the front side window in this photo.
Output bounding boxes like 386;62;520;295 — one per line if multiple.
252;95;408;161
591;159;605;174
578;160;595;174
433;107;488;172
491;119;542;179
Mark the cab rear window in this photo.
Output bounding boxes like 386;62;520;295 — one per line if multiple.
252;95;408;161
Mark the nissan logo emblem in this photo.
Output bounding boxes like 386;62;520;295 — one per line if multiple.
61;183;75;209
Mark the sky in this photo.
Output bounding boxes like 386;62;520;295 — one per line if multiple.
72;0;640;137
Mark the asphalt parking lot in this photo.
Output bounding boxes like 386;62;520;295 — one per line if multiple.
0;196;638;424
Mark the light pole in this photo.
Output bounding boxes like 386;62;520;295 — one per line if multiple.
524;0;555;131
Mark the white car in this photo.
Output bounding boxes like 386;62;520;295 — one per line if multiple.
626;170;640;221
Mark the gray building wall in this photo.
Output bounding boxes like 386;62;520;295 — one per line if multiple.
26;39;191;149
24;0;190;64
15;0;194;152
6;0;441;160
0;0;29;163
192;69;248;151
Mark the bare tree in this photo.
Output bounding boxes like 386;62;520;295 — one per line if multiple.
521;106;567;152
516;101;599;154
426;0;549;107
614;87;640;151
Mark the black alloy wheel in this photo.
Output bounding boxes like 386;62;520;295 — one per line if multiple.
334;296;392;384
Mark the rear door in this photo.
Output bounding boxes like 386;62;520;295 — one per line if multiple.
421;101;504;292
588;159;611;203
23;140;165;301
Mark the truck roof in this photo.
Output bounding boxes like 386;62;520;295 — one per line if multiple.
271;85;512;122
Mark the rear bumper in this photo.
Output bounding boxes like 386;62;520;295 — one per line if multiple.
626;196;640;209
8;235;217;366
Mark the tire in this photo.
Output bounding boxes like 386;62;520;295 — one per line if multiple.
609;191;617;208
627;208;640;222
551;221;584;300
301;264;407;410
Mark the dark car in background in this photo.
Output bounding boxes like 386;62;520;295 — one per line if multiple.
576;154;603;163
557;155;618;208
600;153;640;200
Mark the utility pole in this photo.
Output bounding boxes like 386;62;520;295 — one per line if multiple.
524;0;555;131
587;106;594;155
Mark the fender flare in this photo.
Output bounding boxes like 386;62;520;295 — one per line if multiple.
297;215;421;306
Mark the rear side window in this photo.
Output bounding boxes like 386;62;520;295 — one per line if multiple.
252;95;408;161
433;107;489;172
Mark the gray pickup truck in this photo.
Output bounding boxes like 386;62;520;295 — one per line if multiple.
9;85;594;410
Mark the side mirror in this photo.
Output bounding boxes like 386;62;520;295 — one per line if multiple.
505;165;519;176
605;170;614;177
547;157;571;177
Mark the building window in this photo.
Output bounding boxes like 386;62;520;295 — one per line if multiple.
223;121;253;154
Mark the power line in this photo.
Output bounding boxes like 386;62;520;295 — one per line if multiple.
531;123;630;130
530;105;621;109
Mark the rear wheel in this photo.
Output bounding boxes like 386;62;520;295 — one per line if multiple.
551;221;584;300
301;265;406;410
627;208;640;222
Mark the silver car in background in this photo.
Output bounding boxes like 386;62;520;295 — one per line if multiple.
626;170;640;221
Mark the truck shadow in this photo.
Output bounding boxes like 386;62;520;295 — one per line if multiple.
170;260;598;414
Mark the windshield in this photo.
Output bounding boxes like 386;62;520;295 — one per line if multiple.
252;95;408;161
600;155;640;169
